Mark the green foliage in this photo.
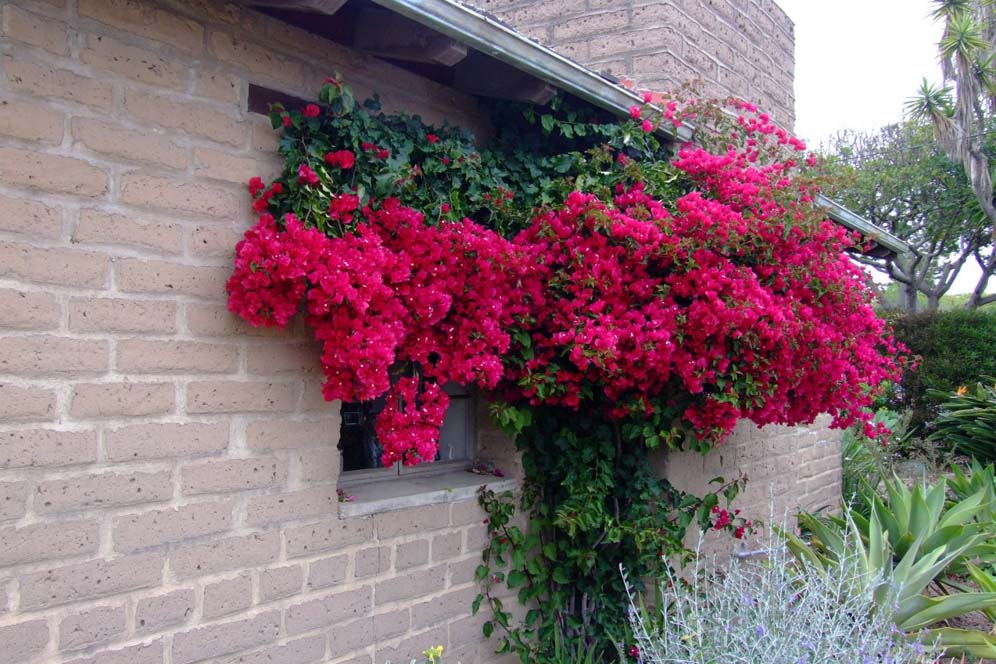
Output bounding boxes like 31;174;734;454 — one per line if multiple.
886;309;996;429
841;408;913;514
267;77;685;238
474;407;748;663
782;476;996;657
949;459;996;526
929;379;996;461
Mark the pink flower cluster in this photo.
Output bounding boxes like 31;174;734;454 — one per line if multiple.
228;100;902;463
375;377;449;466
228;198;519;466
497;114;901;442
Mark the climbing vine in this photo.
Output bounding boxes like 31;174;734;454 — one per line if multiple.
227;75;904;661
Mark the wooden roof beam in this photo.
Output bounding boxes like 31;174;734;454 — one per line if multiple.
453;54;556;105
249;0;348;11
353;8;468;67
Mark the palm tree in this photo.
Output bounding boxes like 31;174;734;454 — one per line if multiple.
908;0;996;307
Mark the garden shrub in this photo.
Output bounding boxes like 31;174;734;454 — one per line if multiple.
625;533;936;663
887;309;996;430
928;380;996;462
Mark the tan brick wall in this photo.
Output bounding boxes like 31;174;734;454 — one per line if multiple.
467;0;797;129
0;0;499;662
655;414;842;554
0;0;830;662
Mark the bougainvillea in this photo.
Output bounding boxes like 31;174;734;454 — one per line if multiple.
228;195;520;465
500;164;899;448
229;79;900;463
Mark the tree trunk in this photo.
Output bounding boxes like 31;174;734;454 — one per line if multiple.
904;282;919;313
966;252;996;309
967;274;994;309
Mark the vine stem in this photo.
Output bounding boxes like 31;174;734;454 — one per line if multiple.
613;421;623;523
478;489;546;660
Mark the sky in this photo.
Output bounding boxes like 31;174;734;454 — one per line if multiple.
777;0;944;150
776;0;987;294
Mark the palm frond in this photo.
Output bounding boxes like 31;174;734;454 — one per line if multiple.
907;79;955;121
932;0;976;22
940;12;989;64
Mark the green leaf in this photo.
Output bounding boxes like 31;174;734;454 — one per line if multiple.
507;570;526;589
482;621;494;639
927;627;996;658
540;115;554;134
552;567;571;584
897;592;996;631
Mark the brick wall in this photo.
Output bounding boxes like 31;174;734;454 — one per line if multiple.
0;0;833;662
0;1;499;662
468;0;797;129
655;415;842;554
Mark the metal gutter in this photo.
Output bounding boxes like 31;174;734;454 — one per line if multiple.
816;194;908;256
369;2;901;257
369;0;695;143
246;0;895;257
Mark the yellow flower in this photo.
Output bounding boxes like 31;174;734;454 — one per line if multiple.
423;645;444;664
956;385;968;396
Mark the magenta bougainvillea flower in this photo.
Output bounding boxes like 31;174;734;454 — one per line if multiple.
228;94;903;466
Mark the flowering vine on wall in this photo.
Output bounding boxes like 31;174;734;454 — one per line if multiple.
226;74;904;660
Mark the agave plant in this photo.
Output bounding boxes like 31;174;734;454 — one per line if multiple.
928;380;996;462
949;460;996;525
809;476;996;579
782;476;996;658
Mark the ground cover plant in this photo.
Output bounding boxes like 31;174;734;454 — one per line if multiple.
625;531;938;663
227;76;905;661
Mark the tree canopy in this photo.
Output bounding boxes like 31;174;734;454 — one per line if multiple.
824;119;990;312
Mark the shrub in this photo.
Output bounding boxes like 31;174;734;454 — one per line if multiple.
928;380;996;462
624;533;936;663
887;309;996;430
233;76;905;660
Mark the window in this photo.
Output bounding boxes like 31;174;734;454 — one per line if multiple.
337;383;476;485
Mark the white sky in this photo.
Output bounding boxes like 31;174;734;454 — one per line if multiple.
777;0;944;150
777;0;986;294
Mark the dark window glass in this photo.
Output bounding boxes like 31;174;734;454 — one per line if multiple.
338;383;473;472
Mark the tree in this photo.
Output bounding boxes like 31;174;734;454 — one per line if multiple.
909;0;996;307
825;119;988;312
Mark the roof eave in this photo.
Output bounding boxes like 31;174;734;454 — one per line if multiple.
815;194;908;258
370;0;694;143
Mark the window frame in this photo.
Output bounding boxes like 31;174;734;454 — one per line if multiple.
336;385;478;488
